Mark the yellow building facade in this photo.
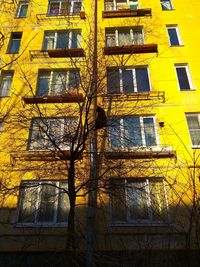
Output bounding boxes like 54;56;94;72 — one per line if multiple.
0;0;200;266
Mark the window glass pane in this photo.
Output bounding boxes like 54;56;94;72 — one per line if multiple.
124;117;142;146
9;33;22;53
68;70;80;90
29;119;49;150
48;119;63;147
111;179;126;221
51;71;66;95
132;30;143;44
56;32;68;49
130;1;138;10
71;31;81;48
186;116;200;146
73;2;81;13
127;182;149;220
61;1;71;14
161;0;172;10
107;69;120;93
18;184;38;223
143;118;156;146
106;31;116;47
135;68;150;92
18;3;28;17
0;72;13;97
109;118;121;148
57;182;69;222
49;2;60;14
43;33;55;50
187;116;199;129
105;0;114;11
168;28;179;46
150;181;167;221
63;118;78;148
176;67;190;90
37;72;51;96
122;69;134;93
38;184;56;222
118;30;131;46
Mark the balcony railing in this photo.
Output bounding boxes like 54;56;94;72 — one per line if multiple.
23;92;84;104
104;44;158;55
102;6;151;18
10;150;82;163
29;48;85;59
106;146;176;160
36;10;85;22
102;91;165;102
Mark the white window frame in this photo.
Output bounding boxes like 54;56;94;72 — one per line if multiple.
37;69;79;96
160;0;173;10
0;71;14;97
109;116;159;150
110;178;169;225
16;1;28;17
28;117;78;151
48;0;82;15
107;66;151;93
17;180;69;227
106;27;144;47
43;30;81;50
105;0;139;11
166;25;182;46
186;114;200;148
175;64;194;90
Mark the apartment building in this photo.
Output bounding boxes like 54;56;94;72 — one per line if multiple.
0;0;200;266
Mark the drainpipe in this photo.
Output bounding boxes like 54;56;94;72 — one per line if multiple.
85;0;98;266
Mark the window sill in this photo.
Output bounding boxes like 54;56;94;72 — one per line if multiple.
191;145;200;149
110;222;171;227
161;9;175;11
179;88;195;91
15;223;68;228
14;16;27;19
170;45;184;47
6;52;19;55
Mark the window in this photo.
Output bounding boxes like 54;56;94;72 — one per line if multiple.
0;71;14;97
186;114;200;147
18;181;69;225
107;67;150;93
111;178;168;224
167;26;182;46
37;70;80;96
7;32;22;54
16;1;28;17
160;0;173;10
105;0;138;11
48;0;82;15
28;117;78;150
175;64;193;90
109;116;157;149
106;27;144;47
43;30;81;50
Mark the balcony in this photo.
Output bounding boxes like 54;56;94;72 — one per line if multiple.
105;150;176;160
102;8;151;18
10;150;82;163
29;48;85;59
102;91;165;102
23;92;84;104
104;44;158;55
47;48;85;58
36;10;86;22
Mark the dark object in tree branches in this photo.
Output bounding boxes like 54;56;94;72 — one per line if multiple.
95;106;107;130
